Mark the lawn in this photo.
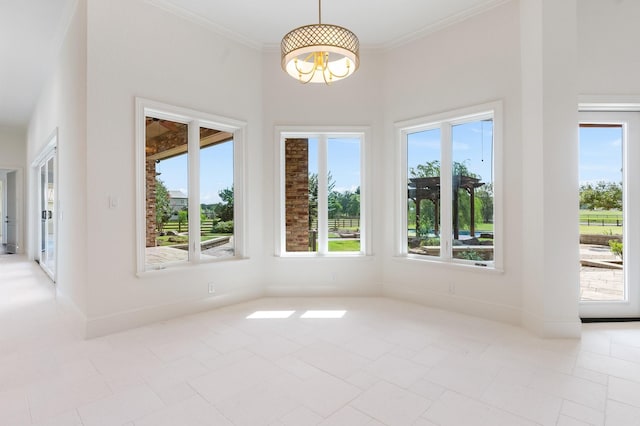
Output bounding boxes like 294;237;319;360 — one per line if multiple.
328;240;361;252
579;209;623;235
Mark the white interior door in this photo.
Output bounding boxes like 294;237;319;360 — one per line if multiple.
37;152;56;280
579;111;640;318
6;171;18;254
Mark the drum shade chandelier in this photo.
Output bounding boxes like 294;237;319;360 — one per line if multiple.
281;0;360;84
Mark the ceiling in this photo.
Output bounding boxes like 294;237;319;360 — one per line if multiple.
0;0;505;127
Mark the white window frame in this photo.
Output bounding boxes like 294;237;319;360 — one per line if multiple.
276;126;371;257
395;101;503;270
135;98;247;274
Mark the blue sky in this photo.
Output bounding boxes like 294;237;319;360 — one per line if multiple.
407;120;494;185
307;137;361;193
579;126;622;185
157;141;233;204
156;124;622;204
157;137;362;204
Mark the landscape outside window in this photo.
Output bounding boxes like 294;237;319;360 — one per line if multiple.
144;114;235;270
284;134;362;254
406;113;495;266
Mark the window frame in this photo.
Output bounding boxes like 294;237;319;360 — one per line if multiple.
396;101;503;271
135;98;247;274
276;126;371;257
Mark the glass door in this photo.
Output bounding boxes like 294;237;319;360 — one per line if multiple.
38;152;56;280
579;111;640;318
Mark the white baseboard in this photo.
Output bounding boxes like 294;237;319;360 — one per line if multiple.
264;282;384;297
522;310;582;338
384;283;522;327
55;288;88;338
85;286;263;338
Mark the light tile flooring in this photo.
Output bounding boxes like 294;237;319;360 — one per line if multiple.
2;255;640;425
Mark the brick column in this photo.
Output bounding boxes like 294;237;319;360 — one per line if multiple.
145;159;157;247
285;139;309;251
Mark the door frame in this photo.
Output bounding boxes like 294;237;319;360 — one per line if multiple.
31;130;58;282
579;100;640;319
0;168;24;254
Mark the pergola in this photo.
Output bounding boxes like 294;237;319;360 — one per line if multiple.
408;175;485;240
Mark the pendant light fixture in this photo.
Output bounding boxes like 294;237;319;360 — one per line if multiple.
281;0;360;84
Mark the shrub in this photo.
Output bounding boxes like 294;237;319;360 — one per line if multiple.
457;250;484;261
609;240;623;258
212;220;234;234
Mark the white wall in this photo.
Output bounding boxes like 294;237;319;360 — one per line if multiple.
84;0;264;336
27;0;88;321
520;0;580;337
260;47;386;296
0;126;26;166
578;0;640;96
381;1;524;325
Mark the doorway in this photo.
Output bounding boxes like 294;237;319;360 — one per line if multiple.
579;111;640;318
33;136;57;281
0;169;21;254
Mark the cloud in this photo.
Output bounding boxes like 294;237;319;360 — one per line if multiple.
452;140;470;151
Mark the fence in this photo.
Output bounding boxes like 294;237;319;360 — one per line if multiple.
579;214;623;227
160;219;217;233
310;217;360;230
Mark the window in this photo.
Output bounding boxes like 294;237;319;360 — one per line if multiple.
399;102;501;269
136;99;245;272
278;129;368;256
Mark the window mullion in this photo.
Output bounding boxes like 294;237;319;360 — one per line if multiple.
440;122;453;260
318;136;329;254
188;121;201;261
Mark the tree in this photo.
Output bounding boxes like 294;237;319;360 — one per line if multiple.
476;183;494;224
334;188;360;218
308;172;337;227
216;186;234;222
580;181;622;210
177;209;188;233
155;178;172;232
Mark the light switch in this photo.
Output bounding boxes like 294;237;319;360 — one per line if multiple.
109;196;119;209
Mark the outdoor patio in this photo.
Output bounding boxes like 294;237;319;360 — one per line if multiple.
580;244;623;301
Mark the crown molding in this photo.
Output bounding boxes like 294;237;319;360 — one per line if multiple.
144;0;262;50
146;0;512;52
379;0;512;50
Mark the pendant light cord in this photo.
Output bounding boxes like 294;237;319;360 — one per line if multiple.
318;0;322;24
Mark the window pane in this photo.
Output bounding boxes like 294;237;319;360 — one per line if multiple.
451;119;494;262
285;138;316;252
579;124;623;301
200;127;234;260
407;128;441;257
328;137;361;252
308;139;318;252
145;117;189;268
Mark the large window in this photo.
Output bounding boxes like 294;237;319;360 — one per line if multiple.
136;99;245;272
279;129;367;256
399;102;501;269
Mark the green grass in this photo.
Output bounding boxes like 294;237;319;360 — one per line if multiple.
328;240;361;252
579;209;623;235
580;225;623;235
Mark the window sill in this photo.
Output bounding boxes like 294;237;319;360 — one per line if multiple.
277;252;372;259
136;255;250;278
393;254;504;274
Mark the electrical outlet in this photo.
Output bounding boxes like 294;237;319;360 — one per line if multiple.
208;283;216;294
448;282;455;294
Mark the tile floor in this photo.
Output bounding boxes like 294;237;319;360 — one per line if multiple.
1;254;640;425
